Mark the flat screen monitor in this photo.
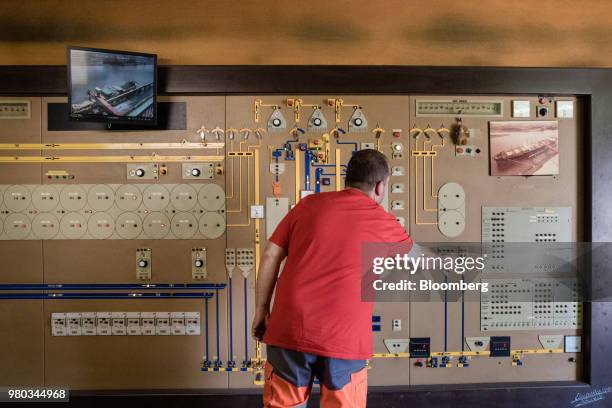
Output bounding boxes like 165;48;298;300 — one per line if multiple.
67;46;157;125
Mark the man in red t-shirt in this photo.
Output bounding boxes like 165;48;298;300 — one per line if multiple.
253;149;411;407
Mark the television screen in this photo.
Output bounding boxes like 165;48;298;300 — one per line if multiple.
68;46;157;125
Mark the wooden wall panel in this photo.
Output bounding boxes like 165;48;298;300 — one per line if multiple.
0;1;611;66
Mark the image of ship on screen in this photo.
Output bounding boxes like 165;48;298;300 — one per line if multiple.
69;48;156;123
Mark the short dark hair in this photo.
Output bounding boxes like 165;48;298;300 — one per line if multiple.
345;149;390;191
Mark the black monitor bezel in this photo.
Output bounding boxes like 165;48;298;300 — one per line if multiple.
66;45;158;126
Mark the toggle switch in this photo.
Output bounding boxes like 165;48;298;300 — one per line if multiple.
391;200;405;210
391;183;405;193
391;166;405;176
392;319;402;332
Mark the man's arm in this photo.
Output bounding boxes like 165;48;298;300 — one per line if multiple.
251;242;287;341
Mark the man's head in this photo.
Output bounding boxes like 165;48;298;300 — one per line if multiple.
345;149;390;204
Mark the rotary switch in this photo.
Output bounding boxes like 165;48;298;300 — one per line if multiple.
135;168;146;177
192;248;207;279
272;118;282;127
136;248;152;280
191;168;201;177
313;117;322;126
353;117;363;127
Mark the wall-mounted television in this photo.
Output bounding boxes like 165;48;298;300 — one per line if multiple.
67;46;157;126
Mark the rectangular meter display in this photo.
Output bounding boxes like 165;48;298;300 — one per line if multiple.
416;100;503;117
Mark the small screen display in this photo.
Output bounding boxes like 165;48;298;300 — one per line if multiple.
68;47;157;125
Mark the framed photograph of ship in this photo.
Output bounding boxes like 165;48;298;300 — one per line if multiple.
67;46;157;125
489;120;559;176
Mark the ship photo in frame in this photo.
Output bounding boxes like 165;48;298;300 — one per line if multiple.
489;120;559;176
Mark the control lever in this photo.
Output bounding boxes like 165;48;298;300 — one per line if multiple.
254;128;266;139
211;126;225;141
196;126;209;142
240;128;251;140
227;128;237;141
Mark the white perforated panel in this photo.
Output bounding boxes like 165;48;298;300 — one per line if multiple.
480;278;582;331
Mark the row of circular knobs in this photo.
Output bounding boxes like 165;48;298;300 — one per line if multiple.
140;254;218;275
138;256;205;274
134;167;203;178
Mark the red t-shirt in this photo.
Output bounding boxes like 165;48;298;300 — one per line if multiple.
264;188;411;360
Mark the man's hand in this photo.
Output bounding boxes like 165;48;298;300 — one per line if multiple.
252;307;269;341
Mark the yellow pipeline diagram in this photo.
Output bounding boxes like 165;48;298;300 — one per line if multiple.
411;125;449;225
0;140;225;163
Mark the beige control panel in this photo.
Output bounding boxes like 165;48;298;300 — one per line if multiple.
0;184;226;240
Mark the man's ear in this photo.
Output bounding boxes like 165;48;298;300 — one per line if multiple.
374;180;385;197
